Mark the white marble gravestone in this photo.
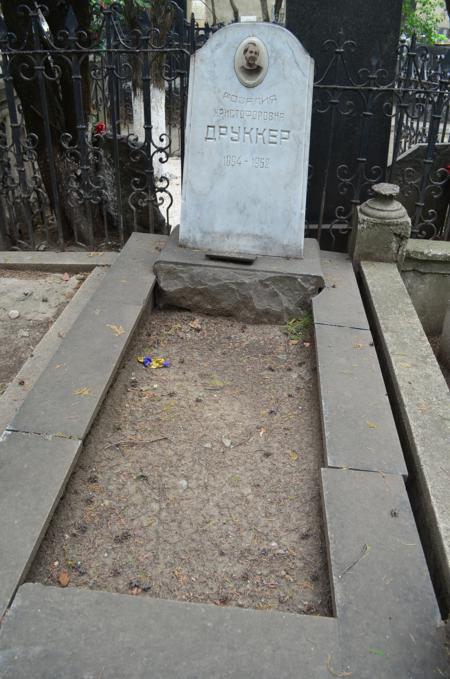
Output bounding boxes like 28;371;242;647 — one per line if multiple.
179;22;314;259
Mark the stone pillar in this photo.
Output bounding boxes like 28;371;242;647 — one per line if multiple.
438;299;450;371
351;183;411;266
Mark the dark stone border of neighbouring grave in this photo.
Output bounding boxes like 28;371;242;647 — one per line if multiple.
0;240;448;678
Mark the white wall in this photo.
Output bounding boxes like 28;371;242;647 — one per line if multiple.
189;0;285;26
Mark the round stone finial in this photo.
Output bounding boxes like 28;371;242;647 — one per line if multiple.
372;183;400;199
360;182;407;220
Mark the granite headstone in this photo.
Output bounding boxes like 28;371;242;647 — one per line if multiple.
179;22;314;259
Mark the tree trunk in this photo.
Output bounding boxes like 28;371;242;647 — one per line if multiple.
229;0;240;22
0;0;92;243
260;0;270;22
211;0;217;24
274;0;283;22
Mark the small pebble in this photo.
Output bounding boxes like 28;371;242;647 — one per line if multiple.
178;479;188;491
8;310;20;319
18;329;30;338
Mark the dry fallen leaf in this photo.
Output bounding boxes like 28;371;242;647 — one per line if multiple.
326;655;353;677
73;387;91;396
367;421;377;429
189;318;202;331
353;343;365;349
58;571;70;587
207;378;225;390
259;427;266;438
173;568;188;584
106;324;125;336
290;451;299;462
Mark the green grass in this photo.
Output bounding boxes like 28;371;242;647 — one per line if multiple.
281;313;313;341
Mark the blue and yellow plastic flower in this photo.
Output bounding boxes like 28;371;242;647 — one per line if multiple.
137;355;170;369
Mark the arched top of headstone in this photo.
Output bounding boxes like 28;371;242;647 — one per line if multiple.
180;22;314;259
192;22;313;91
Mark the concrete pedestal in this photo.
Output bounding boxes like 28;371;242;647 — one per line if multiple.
154;227;324;323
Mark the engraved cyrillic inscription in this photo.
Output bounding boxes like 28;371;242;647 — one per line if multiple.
205;125;290;145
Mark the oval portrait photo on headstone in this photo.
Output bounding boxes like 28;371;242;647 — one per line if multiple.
234;37;268;88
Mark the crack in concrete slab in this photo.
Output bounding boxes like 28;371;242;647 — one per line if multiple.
325;462;406;478
314;321;371;331
4;427;81;443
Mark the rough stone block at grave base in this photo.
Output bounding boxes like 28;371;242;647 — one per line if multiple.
179;22;313;258
322;469;447;678
155;229;324;323
0;432;82;618
0;584;340;679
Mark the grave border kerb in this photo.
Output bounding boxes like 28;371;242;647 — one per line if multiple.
0;239;447;677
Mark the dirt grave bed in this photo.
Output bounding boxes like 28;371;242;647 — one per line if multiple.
0;270;84;397
29;309;331;617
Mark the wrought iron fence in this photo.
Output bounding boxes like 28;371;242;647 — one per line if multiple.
308;32;450;247
0;4;448;251
0;1;193;250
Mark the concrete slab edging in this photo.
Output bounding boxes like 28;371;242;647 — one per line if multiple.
0;267;108;433
360;260;450;618
0;246;447;678
0;251;117;272
0;234;165;618
314;253;406;476
314;253;447;676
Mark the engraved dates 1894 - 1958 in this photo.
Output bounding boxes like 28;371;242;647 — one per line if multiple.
223;155;270;169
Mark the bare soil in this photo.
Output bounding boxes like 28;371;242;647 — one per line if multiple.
29;310;331;617
0;270;83;396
